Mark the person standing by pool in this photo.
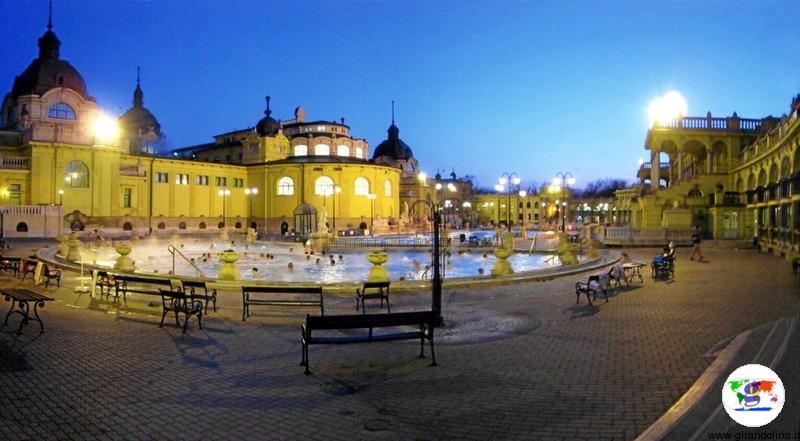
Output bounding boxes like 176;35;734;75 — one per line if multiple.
689;225;704;261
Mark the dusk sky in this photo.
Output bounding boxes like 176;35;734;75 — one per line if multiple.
2;0;799;189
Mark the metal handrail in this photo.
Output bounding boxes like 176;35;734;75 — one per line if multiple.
167;245;204;277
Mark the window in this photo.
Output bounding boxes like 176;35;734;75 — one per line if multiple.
123;188;132;208
337;145;349;156
179;222;187;230
156;172;169;183
15;222;28;233
64;160;89;188
175;174;188;185
315;176;335;196
314;144;330;156
354;177;370;196
233;178;244;188
48;103;76;120
216;177;227;186
235;222;242;229
122;222;133;231
277;177;294;195
196;175;209;185
294;145;308;156
199;222;206;229
157;222;166;230
384;180;392;197
355;147;364;158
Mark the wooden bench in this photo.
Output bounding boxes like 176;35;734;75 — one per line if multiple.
301;311;437;375
181;279;217;313
159;289;203;333
111;274;174;303
355;281;391;313
1;288;53;335
42;263;61;288
575;274;608;306
241;285;324;321
0;256;21;277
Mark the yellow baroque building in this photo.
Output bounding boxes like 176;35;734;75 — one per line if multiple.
621;96;800;258
0;19;404;238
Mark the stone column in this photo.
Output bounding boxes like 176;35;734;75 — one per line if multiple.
650;149;660;190
706;148;713;174
677;151;683;181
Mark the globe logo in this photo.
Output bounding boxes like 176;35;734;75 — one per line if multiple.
722;364;785;427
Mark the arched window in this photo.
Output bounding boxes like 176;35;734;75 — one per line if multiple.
406;163;415;174
277;177;294;195
337;145;349;156
199;222;206;229
384;180;392;197
122;222;133;231
218;222;225;229
315;176;335;196
48;103;76;120
15;222;28;233
355;147;364;158
178;222;186;230
354;177;370;196
64;160;89;188
235;221;242;229
294;144;308;156
157;222;166;230
314;144;330;155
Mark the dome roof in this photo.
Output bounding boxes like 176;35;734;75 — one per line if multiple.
373;123;414;160
256;96;280;137
119;74;161;137
9;21;91;101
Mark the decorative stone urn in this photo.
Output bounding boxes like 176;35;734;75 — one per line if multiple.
56;234;69;258
114;243;135;272
217;249;240;281
308;232;331;254
246;228;256;244
557;232;579;266
219;228;229;242
66;233;82;262
366;251;389;282
491;230;515;276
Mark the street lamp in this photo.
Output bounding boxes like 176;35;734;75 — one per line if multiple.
58;189;64;206
366;193;376;235
244;187;258;227
549;172;575;231
218;188;230;227
496;172;521;230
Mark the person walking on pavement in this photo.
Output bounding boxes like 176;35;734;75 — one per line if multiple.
689;225;703;261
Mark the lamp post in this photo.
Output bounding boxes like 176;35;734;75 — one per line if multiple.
244;187;258;227
58;189;64;206
367;193;376;235
462;201;472;228
218;188;230;228
549;172;575;231
495;172;521;230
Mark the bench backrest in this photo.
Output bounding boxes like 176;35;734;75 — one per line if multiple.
243;285;323;295
362;281;390;291
306;311;434;330
113;274;172;286
181;279;206;289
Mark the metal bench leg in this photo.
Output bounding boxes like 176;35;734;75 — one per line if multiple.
304;343;310;375
3;298;16;326
428;335;437;367
418;328;425;359
33;301;45;334
386;296;391;313
159;308;168;328
16;301;29;335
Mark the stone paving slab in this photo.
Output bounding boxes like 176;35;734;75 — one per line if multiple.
0;245;797;440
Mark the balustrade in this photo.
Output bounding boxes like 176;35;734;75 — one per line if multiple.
119;164;145;177
0;157;30;169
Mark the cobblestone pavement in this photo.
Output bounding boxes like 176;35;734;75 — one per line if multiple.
0;246;798;440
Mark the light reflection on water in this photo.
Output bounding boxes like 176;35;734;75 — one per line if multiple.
84;235;564;283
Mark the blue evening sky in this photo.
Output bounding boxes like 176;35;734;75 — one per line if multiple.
2;0;798;189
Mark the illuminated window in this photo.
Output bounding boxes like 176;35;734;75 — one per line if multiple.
314;144;330;156
233;178;244;188
355;147;364;158
337;145;349;156
123;188;132;208
64;160;89;188
216;177;227;186
294;144;308;156
48;103;76;120
354;177;370;196
156;172;168;183
175;174;188;185
196;175;209;185
315;176;335;196
277;177;294;195
384;180;392;197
